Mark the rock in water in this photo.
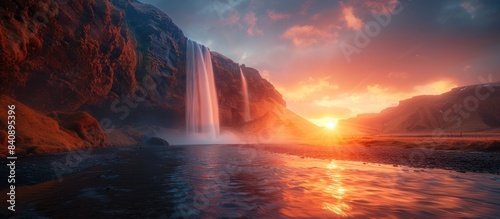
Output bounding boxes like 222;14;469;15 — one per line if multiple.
146;137;170;146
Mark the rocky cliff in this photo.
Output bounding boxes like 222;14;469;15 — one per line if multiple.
1;0;285;126
0;0;297;153
0;0;138;112
338;82;500;135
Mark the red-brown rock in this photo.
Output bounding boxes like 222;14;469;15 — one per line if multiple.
0;95;105;155
49;111;106;147
0;0;137;112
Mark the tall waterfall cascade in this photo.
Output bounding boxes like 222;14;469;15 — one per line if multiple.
186;39;220;138
240;67;251;122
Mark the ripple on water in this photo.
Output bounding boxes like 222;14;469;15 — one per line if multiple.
79;188;109;203
10;145;499;218
170;146;500;218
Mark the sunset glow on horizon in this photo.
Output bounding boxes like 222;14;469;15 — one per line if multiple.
326;121;337;129
142;0;500;124
310;117;339;129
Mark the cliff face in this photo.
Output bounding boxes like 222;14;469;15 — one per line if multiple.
339;83;500;134
211;53;285;126
0;0;286;129
0;0;137;112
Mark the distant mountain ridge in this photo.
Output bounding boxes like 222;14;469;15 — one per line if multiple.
338;82;500;135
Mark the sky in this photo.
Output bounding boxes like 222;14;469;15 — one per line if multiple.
140;0;500;127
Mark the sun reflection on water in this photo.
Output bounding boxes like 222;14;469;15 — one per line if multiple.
322;160;352;217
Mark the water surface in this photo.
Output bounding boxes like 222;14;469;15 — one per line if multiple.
2;144;499;218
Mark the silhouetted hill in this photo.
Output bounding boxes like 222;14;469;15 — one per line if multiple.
338;82;500;135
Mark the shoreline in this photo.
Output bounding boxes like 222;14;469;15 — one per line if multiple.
248;139;500;174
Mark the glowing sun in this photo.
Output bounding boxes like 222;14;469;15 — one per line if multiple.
326;121;337;129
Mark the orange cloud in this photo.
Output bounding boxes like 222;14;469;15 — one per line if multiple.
367;84;388;94
342;6;363;30
414;80;456;95
313;80;457;117
267;10;291;21
314;88;398;116
365;0;400;15
282;25;338;47
245;12;262;35
277;77;339;101
387;71;409;79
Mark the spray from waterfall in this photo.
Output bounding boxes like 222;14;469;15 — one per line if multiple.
240;67;251;122
186;39;220;138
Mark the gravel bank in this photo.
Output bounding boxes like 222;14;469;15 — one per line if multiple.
247;143;500;174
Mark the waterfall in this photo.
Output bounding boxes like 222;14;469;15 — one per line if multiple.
240;67;251;122
186;39;220;138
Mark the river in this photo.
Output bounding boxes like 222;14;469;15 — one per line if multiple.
2;144;499;218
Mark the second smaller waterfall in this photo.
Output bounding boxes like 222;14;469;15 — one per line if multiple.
240;67;251;122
